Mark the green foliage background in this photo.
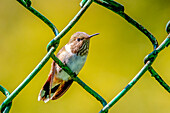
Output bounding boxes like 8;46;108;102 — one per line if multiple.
0;0;170;113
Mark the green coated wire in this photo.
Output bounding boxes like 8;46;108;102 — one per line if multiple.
80;0;88;7
166;21;170;34
99;61;152;113
148;34;170;92
94;0;158;49
0;47;57;111
17;0;59;36
74;77;108;111
51;54;108;110
47;0;108;110
1;0;108;112
148;66;170;93
100;33;170;113
46;0;94;51
0;0;59;110
0;0;170;113
0;85;12;113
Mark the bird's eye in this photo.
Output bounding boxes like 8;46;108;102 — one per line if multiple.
77;38;81;41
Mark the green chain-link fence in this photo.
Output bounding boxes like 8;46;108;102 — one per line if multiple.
0;0;170;113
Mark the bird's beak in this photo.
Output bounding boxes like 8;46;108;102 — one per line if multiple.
86;33;99;39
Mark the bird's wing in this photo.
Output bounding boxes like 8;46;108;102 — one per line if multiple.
38;46;73;102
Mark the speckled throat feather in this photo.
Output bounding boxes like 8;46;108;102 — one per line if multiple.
70;40;89;56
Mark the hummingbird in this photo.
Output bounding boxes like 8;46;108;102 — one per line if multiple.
38;32;99;103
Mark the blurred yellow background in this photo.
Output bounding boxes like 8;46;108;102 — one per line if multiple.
0;0;170;113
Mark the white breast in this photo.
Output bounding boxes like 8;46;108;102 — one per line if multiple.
65;44;87;73
57;44;87;81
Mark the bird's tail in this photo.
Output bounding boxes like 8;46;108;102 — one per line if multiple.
38;73;73;103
